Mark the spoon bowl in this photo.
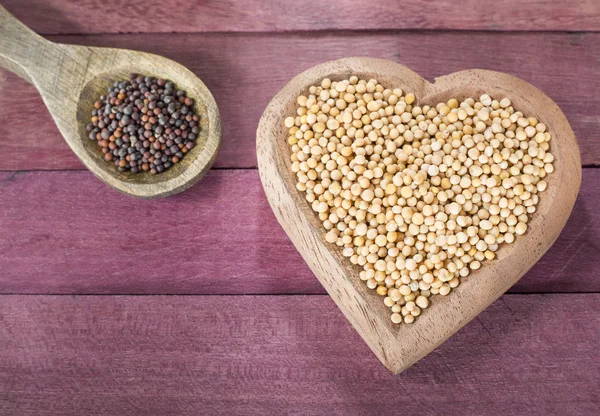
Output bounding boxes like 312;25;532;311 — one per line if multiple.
257;57;581;373
0;6;221;198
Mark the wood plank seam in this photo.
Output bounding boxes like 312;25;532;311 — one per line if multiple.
2;0;600;34
1;169;596;295
2;31;598;170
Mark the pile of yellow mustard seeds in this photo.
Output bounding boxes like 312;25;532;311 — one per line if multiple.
285;76;554;324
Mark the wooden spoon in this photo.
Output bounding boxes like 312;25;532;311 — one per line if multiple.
257;57;581;373
0;6;221;198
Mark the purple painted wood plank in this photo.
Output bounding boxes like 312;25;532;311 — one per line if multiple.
1;294;599;415
3;0;600;34
0;31;598;170
0;169;597;295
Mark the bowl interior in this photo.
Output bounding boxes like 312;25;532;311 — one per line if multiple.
76;66;212;186
270;64;573;336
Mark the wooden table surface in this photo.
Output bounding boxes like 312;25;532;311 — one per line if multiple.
1;1;599;415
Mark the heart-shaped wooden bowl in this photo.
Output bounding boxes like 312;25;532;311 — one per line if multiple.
257;57;581;374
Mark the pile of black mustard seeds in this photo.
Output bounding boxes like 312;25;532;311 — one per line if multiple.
87;74;200;174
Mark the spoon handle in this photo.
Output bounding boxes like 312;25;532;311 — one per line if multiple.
0;6;62;86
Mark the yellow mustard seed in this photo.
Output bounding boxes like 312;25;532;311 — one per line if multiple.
284;77;554;324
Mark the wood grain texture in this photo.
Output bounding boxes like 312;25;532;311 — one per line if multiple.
0;31;598;171
0;6;221;198
0;169;597;295
1;294;598;415
2;0;600;33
